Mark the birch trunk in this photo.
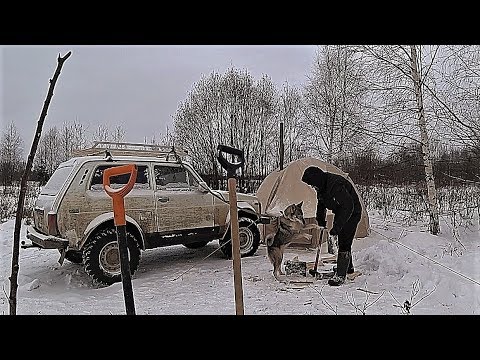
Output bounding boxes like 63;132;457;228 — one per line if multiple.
410;45;440;235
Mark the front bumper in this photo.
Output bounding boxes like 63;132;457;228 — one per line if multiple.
26;225;69;250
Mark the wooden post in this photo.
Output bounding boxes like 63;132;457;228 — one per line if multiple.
228;177;244;315
217;144;245;315
279;122;284;170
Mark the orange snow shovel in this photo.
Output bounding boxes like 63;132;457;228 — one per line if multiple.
103;164;138;315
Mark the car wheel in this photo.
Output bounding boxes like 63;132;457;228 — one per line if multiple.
64;250;83;264
83;227;141;286
183;241;209;249
219;217;260;259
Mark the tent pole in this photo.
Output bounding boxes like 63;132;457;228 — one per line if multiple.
279;122;284;170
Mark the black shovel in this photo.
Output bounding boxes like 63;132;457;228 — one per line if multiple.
103;164;138;315
217;144;245;315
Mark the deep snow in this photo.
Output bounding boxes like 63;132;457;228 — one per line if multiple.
1;211;479;315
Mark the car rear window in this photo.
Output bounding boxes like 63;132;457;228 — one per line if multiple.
154;165;198;189
40;165;74;196
89;164;150;190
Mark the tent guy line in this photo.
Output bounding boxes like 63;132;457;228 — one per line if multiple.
170;239;231;282
370;227;480;287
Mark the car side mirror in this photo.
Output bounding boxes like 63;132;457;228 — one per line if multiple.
198;181;209;193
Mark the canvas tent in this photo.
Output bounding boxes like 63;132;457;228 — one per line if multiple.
256;157;370;248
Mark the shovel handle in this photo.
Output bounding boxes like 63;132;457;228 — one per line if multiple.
217;144;244;178
103;164;138;226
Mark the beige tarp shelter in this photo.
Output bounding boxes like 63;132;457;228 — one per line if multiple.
256;157;370;248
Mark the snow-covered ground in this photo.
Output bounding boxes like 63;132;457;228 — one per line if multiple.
1;211;479;315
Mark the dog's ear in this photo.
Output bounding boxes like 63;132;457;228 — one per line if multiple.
283;204;293;214
297;201;303;208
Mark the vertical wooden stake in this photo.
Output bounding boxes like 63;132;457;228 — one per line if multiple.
228;177;244;315
216;144;245;315
279;122;284;170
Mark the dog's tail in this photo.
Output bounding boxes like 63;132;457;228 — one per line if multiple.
264;217;279;247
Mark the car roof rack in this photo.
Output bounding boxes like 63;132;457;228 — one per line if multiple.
72;141;188;162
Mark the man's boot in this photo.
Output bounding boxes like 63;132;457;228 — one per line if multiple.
328;251;350;286
333;253;354;274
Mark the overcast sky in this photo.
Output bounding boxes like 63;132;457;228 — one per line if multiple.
1;45;318;150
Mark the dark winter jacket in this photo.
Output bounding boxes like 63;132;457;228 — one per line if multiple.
301;166;362;236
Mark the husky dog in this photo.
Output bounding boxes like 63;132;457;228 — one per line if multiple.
266;202;320;280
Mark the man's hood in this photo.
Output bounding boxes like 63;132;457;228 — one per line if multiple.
301;166;327;193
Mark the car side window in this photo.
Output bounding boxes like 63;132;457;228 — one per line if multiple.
89;164;150;190
154;165;198;190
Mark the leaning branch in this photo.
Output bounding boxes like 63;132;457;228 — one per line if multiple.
9;51;72;315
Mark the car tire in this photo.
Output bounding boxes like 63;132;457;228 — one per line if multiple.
64;250;83;264
219;217;260;259
83;227;141;286
183;241;209;249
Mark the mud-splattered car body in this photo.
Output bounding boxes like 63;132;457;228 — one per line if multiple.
26;143;264;286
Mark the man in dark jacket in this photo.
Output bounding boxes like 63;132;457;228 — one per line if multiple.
301;166;362;286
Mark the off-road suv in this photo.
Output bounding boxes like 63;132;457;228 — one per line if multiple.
26;142;265;286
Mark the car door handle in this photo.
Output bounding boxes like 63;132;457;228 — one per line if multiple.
157;196;169;203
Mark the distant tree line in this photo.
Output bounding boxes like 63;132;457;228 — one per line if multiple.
0;121;172;186
338;144;480;187
2;45;479;235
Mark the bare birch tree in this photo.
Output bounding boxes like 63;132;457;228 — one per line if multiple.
302;45;367;164
161;125;176;147
92;124;109;143
277;81;306;164
59;120;89;161
110;125;126;144
359;45;440;234
0;122;24;186
33;126;61;179
144;126;173;148
429;45;480;154
410;45;440;234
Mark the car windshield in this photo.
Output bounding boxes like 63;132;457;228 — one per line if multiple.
40;165;74;196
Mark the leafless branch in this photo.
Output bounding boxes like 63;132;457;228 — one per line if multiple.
439;215;467;251
422;45;440;83
308;284;338;314
411;284;437;308
347;283;386;315
9;51;71;315
362;45;414;82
